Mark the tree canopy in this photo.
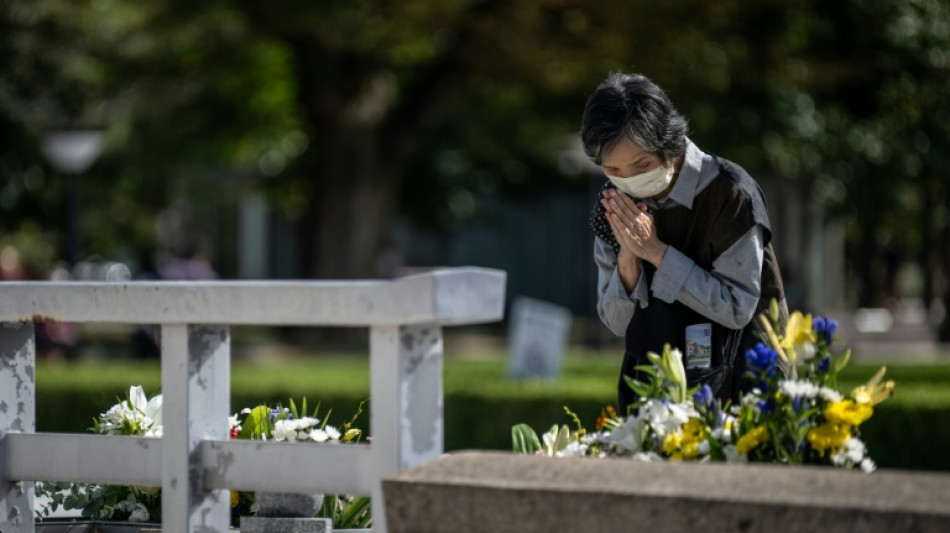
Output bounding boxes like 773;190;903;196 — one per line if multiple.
2;0;949;330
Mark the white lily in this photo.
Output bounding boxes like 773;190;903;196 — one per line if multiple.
608;416;644;454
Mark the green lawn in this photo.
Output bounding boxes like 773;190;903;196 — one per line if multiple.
34;349;950;471
37;349;950;406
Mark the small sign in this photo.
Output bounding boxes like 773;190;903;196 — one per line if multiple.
685;323;712;369
508;297;572;379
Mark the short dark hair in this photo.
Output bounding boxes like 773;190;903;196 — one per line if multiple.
580;73;688;166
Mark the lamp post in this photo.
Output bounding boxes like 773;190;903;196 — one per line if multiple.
41;130;104;268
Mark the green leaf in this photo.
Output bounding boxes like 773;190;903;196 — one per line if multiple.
835;349;851;373
238;405;274;440
338;495;371;528
511;423;541;454
318;494;340;521
289;397;299;420
633;364;659;378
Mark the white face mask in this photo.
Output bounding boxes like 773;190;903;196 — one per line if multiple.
606;162;674;199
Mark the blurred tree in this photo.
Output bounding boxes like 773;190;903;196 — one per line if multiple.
1;0;948;329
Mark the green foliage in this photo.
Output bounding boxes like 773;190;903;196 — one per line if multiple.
318;494;372;530
36;481;161;523
511;423;542;454
238;405;273;440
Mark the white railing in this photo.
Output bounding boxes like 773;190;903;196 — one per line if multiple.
0;267;507;532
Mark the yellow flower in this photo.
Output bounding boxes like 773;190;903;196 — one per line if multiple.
807;423;851;455
780;311;817;362
851;366;895;406
824;400;873;426
683;418;704;439
230;490;239;507
682;440;700;460
736;426;769;455
663;432;683;456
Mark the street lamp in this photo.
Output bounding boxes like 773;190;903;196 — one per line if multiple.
41;130;105;268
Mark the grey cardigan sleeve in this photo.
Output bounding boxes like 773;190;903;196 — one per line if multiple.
594;225;765;335
650;224;765;330
593;236;648;336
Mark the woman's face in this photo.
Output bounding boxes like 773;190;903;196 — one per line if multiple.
600;136;664;178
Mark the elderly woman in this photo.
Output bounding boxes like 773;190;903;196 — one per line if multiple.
583;73;788;413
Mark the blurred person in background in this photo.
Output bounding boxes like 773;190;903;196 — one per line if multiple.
583;73;788;414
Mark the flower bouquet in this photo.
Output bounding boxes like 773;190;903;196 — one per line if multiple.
229;398;373;530
512;302;895;471
35;386;163;523
35;389;372;529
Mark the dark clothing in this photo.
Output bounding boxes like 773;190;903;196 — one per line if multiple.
593;156;787;413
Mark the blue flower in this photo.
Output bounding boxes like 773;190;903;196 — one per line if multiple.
818;355;831;373
693;384;714;407
746;343;779;376
792;396;806;413
812;316;838;345
757;398;776;414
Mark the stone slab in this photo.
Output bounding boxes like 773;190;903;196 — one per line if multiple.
383;451;950;533
239;516;331;533
255;492;323;517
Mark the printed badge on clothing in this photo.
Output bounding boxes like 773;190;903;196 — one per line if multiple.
685;323;712;369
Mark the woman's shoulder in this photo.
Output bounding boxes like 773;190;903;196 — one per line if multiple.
703;156;773;238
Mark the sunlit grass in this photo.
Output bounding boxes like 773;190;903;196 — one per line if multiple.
35;349;950;407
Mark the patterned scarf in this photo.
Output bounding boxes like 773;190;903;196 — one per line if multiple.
589;180;621;254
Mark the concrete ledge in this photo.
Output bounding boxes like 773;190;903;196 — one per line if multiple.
383;451;950;533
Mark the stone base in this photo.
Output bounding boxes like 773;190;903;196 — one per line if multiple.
383;451;950;533
239;516;331;533
255;491;323;517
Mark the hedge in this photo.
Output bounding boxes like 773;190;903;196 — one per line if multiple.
32;354;950;471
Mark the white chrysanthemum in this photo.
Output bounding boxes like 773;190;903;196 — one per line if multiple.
272;419;298;442
309;428;329;442
832;437;868;467
292;417;320;430
818;387;844;403
860;458;876;473
555;441;588;458
228;414;240;429
779;380;820;399
324;425;341;441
